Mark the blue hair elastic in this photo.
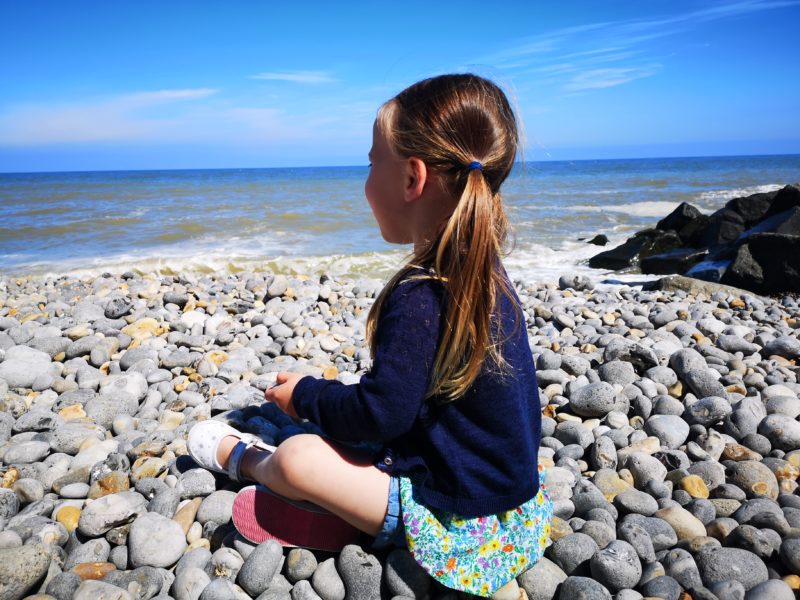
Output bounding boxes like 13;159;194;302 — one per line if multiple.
468;161;483;172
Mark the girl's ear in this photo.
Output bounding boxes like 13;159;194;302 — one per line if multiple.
404;157;427;203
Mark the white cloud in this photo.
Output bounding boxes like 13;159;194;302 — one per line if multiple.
249;71;337;84
0;88;220;145
482;0;799;94
564;65;661;92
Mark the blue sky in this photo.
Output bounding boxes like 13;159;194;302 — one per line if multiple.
1;0;799;172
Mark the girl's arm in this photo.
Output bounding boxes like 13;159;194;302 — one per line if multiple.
272;278;442;443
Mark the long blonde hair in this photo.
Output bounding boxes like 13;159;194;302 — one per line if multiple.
366;74;520;401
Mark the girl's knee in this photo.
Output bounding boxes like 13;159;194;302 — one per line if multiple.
267;434;325;488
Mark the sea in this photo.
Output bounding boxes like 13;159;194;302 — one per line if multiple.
1;154;798;284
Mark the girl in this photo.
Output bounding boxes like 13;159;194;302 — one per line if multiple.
189;73;552;597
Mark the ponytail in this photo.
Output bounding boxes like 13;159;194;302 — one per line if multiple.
366;74;519;402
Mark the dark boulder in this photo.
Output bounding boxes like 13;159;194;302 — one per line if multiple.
739;206;800;239
587;234;609;246
763;183;800;218
589;229;681;270
725;190;777;227
641;248;708;275
699;208;745;247
656;202;709;246
721;233;800;294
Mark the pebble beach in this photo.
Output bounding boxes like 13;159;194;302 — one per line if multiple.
0;267;798;600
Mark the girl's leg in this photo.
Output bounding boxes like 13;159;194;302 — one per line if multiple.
216;433;390;536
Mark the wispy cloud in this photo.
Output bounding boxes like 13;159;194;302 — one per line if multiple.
0;86;342;147
0;88;220;145
249;70;337;84
564;65;661;92
482;0;799;95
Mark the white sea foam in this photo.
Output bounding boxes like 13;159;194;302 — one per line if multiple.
696;184;783;204
566;201;686;218
15;235;656;289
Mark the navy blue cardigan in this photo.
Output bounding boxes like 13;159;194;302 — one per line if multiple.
292;269;542;517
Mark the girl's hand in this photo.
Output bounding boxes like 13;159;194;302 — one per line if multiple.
265;372;304;418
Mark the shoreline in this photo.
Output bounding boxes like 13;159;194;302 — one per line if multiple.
1;268;799;599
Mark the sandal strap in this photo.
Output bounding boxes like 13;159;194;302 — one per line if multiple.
228;439;253;482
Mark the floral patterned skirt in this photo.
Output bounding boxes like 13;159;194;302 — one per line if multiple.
399;466;553;597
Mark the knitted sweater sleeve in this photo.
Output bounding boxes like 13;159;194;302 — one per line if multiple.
291;278;441;442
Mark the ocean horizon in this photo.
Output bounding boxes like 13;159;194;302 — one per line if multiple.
2;153;798;284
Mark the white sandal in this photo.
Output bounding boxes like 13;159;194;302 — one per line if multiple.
187;420;277;483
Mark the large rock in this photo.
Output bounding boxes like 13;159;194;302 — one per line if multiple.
696;546;768;591
0;345;52;389
589;229;682;270
128;512;187;568
656;201;710;245
0;542;52;600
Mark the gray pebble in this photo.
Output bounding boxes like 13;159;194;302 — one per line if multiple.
641;575;682;600
207;547;245;580
46;572;83;600
197;490;236;524
286;548;318;583
779;538;800;574
128;511;187;568
176;547;213;576
0;542;53;600
382;549;429;599
198;577;249;600
744;579;795;600
291;580;323;600
65;537;111;570
237;539;284;597
78;490;148;536
710;580;746;600
614;488;659;516
177;468;217;498
0;488;20;518
74;579;134;600
757;414;800;451
569;382;617;417
517;556;567;600
336;544;382;600
558;575;612;599
590;540;642;591
548;532;598;575
696;546;768;590
172;567;211;600
311;557;346;600
661;547;703;589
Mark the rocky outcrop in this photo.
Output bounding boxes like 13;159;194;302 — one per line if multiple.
590;184;800;294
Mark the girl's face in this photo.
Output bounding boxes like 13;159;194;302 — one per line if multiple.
365;121;412;244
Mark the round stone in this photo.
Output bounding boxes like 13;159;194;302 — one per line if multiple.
590;540;642;591
614;488;659;516
336;545;382;600
311;556;347;600
558;576;612;599
569;382;617;417
128;512;187;568
644;414;690;449
758;414;800;452
548;532;598;575
696;546;768;591
196;490;236;525
236;540;284;597
726;460;779;500
517;557;567;600
680;475;710;499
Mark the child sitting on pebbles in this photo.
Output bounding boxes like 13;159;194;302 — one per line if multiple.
189;73;552;597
